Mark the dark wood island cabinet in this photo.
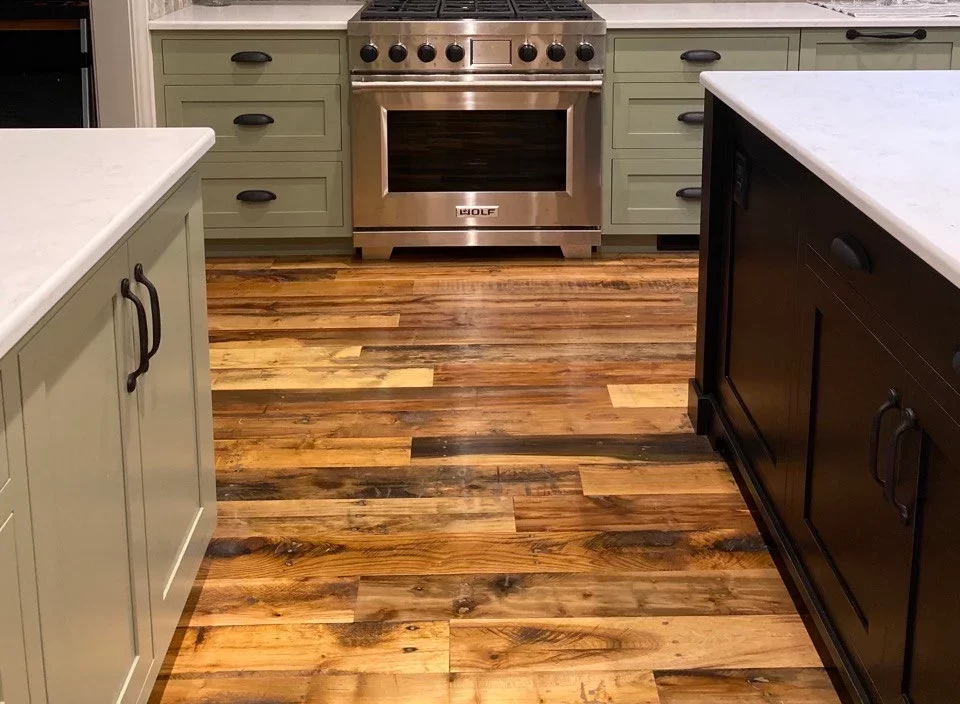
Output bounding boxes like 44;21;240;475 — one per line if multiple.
691;73;960;704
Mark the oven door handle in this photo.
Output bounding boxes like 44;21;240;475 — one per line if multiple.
351;80;603;93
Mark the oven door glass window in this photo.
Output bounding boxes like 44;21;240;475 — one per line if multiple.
386;109;567;193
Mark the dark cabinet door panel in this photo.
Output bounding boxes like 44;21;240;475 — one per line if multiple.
716;126;802;513
793;265;917;703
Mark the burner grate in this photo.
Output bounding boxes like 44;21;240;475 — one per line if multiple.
512;0;594;19
439;0;515;19
360;0;441;20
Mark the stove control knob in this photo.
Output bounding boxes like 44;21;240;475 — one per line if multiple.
518;43;538;62
446;43;465;62
388;44;408;63
546;43;566;62
359;44;379;63
576;42;595;62
418;43;437;62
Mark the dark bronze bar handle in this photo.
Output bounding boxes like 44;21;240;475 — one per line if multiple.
830;234;872;273
233;113;275;126
236;190;278;203
846;29;927;41
134;263;161;361
680;49;721;63
885;407;918;522
677;111;705;125
230;50;273;63
675;187;702;200
868;388;901;487
120;279;149;392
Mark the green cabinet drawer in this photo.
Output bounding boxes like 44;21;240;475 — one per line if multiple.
160;37;340;76
201;162;343;229
164;84;341;153
613;33;794;76
612;83;705;150
799;28;960;70
611;158;702;226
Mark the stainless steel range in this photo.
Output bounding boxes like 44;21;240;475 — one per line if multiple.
347;0;605;259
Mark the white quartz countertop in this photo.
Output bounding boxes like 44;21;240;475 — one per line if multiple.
149;1;960;31
0;128;214;359
592;2;960;28
149;3;362;30
700;70;960;290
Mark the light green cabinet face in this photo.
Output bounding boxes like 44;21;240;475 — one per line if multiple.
127;203;208;656
611;158;702;226
613;83;705;150
201;161;344;229
0;511;30;704
164;84;342;153
613;34;794;75
160;37;340;76
800;29;960;69
19;248;152;704
0;376;7;494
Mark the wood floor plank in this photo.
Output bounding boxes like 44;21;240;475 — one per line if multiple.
449;615;823;672
215;437;413;469
211;366;434;391
354;570;796;622
432;361;694;387
161;621;450;676
215;498;517;535
208;313;401;330
608;383;688;408
579;462;738;496
209;345;363;369
201;530;773;580
512;494;755;533
654;668;843;704
215;464;584;501
449;671;661;704
181;576;358;626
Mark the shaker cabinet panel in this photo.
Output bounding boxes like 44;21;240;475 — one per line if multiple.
127;184;215;657
0;511;30;704
799;28;960;70
611;83;705;151
610;158;702;226
161;37;341;77
792;264;916;704
19;248;152;704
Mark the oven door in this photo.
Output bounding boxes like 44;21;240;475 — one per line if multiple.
350;75;602;230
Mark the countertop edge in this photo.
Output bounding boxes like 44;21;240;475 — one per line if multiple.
0;128;216;361
700;73;960;291
148;19;352;29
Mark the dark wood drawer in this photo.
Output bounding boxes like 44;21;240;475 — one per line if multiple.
802;184;960;404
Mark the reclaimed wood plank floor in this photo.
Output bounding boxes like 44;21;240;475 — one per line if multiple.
149;253;842;704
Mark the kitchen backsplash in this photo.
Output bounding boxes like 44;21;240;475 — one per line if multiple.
149;0;191;19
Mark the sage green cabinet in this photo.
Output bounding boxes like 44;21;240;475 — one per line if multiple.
612;83;705;151
163;84;342;153
5;173;214;704
201;161;344;235
800;28;960;70
159;36;340;77
0;511;30;704
19;247;153;704
126;183;216;660
152;31;353;246
611;158;702;229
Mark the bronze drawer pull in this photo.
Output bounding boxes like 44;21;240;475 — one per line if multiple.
830;234;872;273
120;279;149;392
230;50;273;64
233;113;275;126
675;187;702;200
846;29;927;40
680;49;721;63
869;388;901;488
237;190;278;203
677;111;704;125
885;408;918;523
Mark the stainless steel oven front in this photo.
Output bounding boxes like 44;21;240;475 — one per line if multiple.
350;75;602;234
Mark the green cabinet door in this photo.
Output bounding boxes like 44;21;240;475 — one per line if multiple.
164;84;342;153
0;510;30;704
160;37;341;77
127;178;216;657
611;158;702;227
19;247;152;704
800;28;960;70
612;83;705;150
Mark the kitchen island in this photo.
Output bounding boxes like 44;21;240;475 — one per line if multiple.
0;127;216;704
691;70;960;704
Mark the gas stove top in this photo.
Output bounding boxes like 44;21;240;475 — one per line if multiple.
348;0;604;74
359;0;595;21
